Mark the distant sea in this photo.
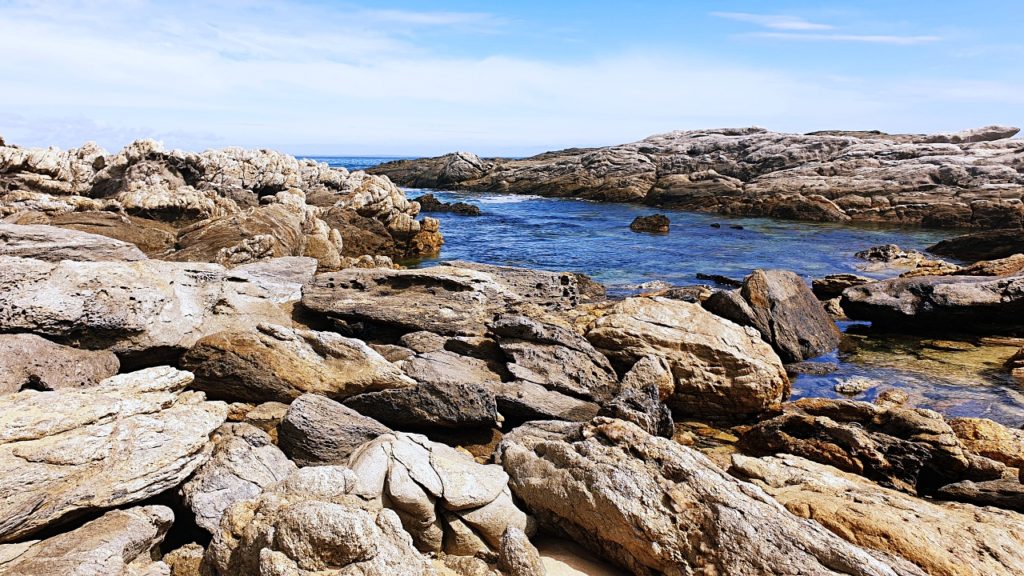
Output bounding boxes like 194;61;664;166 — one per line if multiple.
300;156;408;172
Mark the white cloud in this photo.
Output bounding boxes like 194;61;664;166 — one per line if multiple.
750;32;941;45
711;12;833;31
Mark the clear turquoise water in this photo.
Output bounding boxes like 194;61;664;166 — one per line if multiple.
313;156;1024;426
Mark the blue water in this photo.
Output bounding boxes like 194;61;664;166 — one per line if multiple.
310;156;1024;426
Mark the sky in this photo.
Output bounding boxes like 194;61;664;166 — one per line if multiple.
1;0;1022;156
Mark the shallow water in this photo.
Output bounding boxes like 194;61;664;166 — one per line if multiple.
316;156;1024;426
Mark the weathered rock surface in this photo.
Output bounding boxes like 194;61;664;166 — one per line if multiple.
704;269;841;362
928;227;1024;261
936;478;1024;512
0;222;147;261
948;417;1024;468
202;466;433;575
226;256;318;303
181;423;296;533
585;297;789;422
343;381;499;430
841;272;1024;333
497;418;920;576
597;381;674;437
371;127;1024;229
732;453;1024;576
181;323;413;403
412;193;481;216
812;273;873;300
4;211;178;256
629;214;669;233
278;394;392;466
855;244;959;276
484;380;600;424
0;366;227;542
0;506;174;576
0;256;290;365
0;333;119;393
164;543;204;576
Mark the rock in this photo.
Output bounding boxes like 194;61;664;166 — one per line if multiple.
585;297;788;422
278;394;392;466
412;193;482;216
597;381;674;437
0;223;147;261
928;228;1024;261
737;398;1001;494
948;417;1024;468
164;543;204;576
0;366;227;542
952;253;1024;276
402;350;503;387
936;478;1024;512
618;354;674;400
496;418;920;576
0;506;173;576
202;466;434;575
181;423;296;533
483;380;600;424
349;432;530;556
854;244;959;275
0;333;119;393
786;360;839;375
47;211;178;257
833;376;879;395
222;256;318;303
371;127;1024;229
344;382;499;431
704;269;841;362
811;273;873;300
0;256;290;366
732;453;1024;576
628;214;669;233
498;527;546;576
841;272;1024;333
695;272;742;287
1007;347;1024;381
240;401;290;441
181;323;413;403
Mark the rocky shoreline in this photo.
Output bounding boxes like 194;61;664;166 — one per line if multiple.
2;134;1024;575
370;126;1024;229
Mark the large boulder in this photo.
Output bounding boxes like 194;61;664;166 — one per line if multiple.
496;418;921;576
343;381;499;431
703;269;841;362
277;394;393;467
0;366;227;542
0;222;147;261
0;333;119;393
585;297;789;422
181;323;414;403
0;506;174;576
732;453;1024;576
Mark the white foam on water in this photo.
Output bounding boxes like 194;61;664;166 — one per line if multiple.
476;194;547;204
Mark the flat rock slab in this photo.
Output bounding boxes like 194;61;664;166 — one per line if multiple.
0;222;148;262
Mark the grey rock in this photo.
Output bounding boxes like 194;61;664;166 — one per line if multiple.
278;394;392;466
483;380;600;424
498;527;546;576
343;381;499;430
598;381;674;438
812;273;873;300
936;478;1024;512
0;223;147;261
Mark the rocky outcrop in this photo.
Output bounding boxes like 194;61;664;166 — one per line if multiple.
412;193;481;216
948;417;1024;468
0;222;147;261
732;453;1024;576
0;506;174;576
0;256;290;365
841;272;1024;333
812;273;872;300
928;228;1024;261
278;394;392;467
854;244;959;276
5;211;178;256
0;333;119;393
585;297;789;422
935;478;1024;512
629;214;669;233
180;423;296;533
370;126;1024;229
0;366;226;542
181;323;414;403
703;269;841;362
497;418;920;576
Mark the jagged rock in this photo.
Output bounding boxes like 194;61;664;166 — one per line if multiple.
949;417;1024;468
0;223;147;261
585;297;789;422
950;253;1024;276
278;394;392;466
164;543;204;576
597;381;674;437
371;127;1024;229
349;432;530;556
497;418;921;576
343;382;498;431
854;244;959;276
695;272;742;287
936;478;1024;512
413;193;481;216
737;398;1002;494
629;214;669;233
811;273;873;300
181;423;296;533
732;453;1024;576
0;366;226;542
0;256;290;365
202;466;433;575
928;228;1024;261
841;272;1024;333
0;333;119;393
181;323;414;403
704;269;841;362
0;506;174;576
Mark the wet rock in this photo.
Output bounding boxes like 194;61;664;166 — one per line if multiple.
586;297;788;422
202;466;433;575
0;333;119;393
928;228;1024;261
181;423;296;533
412;193;481;216
277;394;392;466
695;272;742;287
948;417;1024;468
629;214;669;233
786;360;839;376
497;418;919;576
0;366;227;542
1007;346;1024;381
732;453;1024;576
181;323;413;403
704;269;841;362
0;506;174;576
833;376;879;395
343;381;499;431
0;222;147;261
811;273;873;300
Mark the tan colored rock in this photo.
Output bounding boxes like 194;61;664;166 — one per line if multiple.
0;366;226;542
585;297;789;422
732;453;1024;576
949;417;1024;468
0;333;119;393
164;543;204;576
0;222;147;261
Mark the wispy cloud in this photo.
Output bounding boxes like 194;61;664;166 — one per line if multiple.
358;9;501;27
711;12;832;31
751;32;942;45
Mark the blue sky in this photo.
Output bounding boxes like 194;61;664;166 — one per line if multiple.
1;0;1021;155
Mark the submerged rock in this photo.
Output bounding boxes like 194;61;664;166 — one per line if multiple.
412;193;481;216
628;214;669;233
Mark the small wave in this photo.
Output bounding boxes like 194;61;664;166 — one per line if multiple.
477;194;547;204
